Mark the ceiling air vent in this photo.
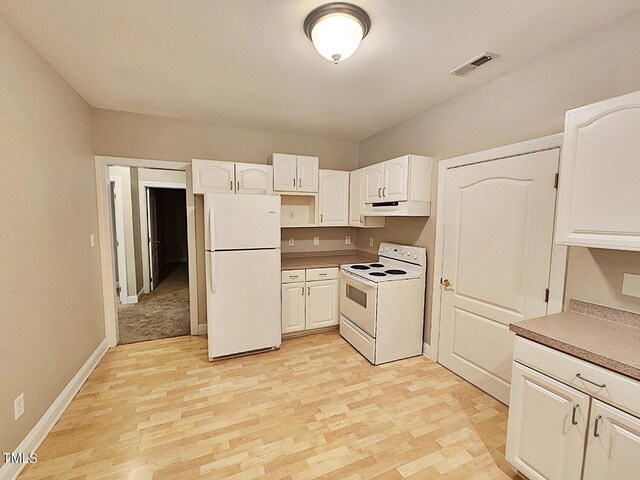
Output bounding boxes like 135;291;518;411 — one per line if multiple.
450;52;498;77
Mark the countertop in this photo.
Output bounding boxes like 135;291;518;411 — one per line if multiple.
281;250;377;271
510;300;640;381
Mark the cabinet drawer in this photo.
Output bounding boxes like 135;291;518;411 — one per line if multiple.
306;267;338;281
514;337;640;417
340;315;375;364
281;269;305;283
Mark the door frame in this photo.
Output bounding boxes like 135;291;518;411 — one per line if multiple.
110;177;129;304
429;134;567;362
138;181;188;294
95;156;198;347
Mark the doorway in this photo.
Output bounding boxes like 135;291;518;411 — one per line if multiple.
430;135;567;405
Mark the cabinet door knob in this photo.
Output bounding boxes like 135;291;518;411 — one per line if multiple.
571;404;579;426
593;415;602;437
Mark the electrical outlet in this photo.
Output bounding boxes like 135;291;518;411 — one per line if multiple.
369;237;374;247
288;238;295;247
313;236;320;246
345;235;351;245
14;393;24;420
289;211;295;219
90;234;96;248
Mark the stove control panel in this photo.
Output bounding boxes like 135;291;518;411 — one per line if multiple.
379;242;426;266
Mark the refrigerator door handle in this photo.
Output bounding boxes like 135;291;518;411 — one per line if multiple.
208;253;217;294
209;207;215;252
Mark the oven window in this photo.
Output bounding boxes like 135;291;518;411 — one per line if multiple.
346;284;367;308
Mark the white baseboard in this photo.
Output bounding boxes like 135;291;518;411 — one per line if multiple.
198;323;207;335
0;339;109;480
125;288;144;304
422;342;431;360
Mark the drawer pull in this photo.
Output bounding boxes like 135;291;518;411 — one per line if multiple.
290;275;298;278
594;415;602;437
571;404;579;426
576;373;606;388
319;273;327;276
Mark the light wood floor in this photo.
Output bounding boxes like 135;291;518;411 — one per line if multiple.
20;333;519;479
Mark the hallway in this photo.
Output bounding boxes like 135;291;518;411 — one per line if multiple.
117;263;190;344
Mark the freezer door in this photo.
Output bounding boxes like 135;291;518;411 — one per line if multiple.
205;193;280;250
206;249;281;358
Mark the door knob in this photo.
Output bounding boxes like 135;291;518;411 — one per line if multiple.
441;278;453;288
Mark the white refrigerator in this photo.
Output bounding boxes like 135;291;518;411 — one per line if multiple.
204;193;281;360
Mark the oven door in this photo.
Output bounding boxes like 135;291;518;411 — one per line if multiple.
340;271;377;337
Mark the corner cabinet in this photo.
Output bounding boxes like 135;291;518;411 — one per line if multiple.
556;89;640;251
319;170;349;226
270;153;319;193
281;268;339;334
192;159;273;195
506;337;640;480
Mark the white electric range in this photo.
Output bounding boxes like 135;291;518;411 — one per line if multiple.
339;242;427;365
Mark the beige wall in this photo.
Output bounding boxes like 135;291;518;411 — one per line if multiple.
0;14;104;462
356;11;640;343
93;109;361;326
92;109;359;170
281;228;359;254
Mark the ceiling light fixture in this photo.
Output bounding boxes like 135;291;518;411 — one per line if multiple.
304;2;371;64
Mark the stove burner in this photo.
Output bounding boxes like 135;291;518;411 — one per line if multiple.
351;264;370;270
369;263;384;268
369;271;387;277
385;269;407;275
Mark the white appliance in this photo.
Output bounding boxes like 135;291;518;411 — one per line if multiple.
205;194;281;360
339;242;426;365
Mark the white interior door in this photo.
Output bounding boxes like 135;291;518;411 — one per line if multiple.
583;399;640;480
110;180;128;304
438;149;559;403
147;188;159;291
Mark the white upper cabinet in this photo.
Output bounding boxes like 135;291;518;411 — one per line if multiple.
192;159;235;194
349;169;385;228
363;155;431;206
297;156;319;192
235;163;273;195
271;153;298;192
270;153;319;193
319;170;349;226
364;163;385;203
383;155;409;201
556;90;640;251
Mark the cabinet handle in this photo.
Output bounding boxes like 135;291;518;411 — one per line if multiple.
594;415;602;437
293;178;296;187
321;214;323;223
301;286;304;296
298;178;301;188
576;373;606;388
378;187;382;198
319;273;327;276
571;404;579;426
230;180;233;190
307;286;310;295
237;181;240;191
290;275;298;279
383;186;387;197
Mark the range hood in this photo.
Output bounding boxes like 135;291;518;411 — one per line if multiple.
362;200;431;217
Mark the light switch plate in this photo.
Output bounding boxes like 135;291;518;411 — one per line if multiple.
90;234;96;248
369;237;374;247
313;236;320;246
14;393;24;420
622;273;640;298
288;238;295;247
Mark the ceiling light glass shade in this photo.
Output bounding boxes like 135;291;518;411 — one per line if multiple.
304;3;371;64
311;14;363;64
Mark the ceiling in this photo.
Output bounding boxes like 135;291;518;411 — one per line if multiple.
2;0;640;140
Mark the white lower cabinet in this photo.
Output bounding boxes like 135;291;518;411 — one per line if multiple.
506;363;588;480
281;282;305;334
582;399;640;479
506;338;640;480
281;268;339;334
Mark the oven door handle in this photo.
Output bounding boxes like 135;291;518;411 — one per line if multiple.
340;270;378;288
